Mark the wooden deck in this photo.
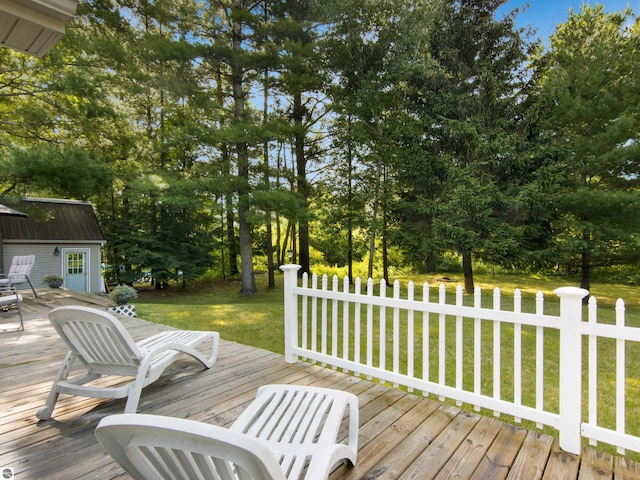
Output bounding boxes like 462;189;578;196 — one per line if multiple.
2;289;640;479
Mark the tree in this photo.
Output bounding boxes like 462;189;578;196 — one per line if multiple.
0;25;118;199
534;4;640;291
63;0;224;287
425;0;533;292
326;0;426;281
265;0;331;276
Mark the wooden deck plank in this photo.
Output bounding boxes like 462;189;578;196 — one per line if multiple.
506;430;554;480
333;396;443;479
615;456;640;480
1;289;640;479
469;423;528;480
542;439;581;480
389;409;482;479
578;448;612;480
435;415;503;480
357;403;466;480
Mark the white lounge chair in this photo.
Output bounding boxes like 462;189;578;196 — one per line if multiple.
96;384;359;480
0;277;23;331
36;305;220;420
0;255;38;297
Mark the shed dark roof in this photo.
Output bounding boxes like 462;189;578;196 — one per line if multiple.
0;198;105;242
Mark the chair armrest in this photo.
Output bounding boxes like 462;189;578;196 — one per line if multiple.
0;277;18;296
0;294;21;306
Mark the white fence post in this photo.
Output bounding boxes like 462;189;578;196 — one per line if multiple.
555;286;589;454
281;264;302;364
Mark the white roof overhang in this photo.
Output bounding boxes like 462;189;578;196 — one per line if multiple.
0;0;77;57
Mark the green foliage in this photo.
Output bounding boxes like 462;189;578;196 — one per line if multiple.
0;143;111;198
533;4;640;288
0;0;638;292
43;274;64;288
109;285;138;305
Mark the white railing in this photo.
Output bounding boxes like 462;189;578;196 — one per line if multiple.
281;264;640;455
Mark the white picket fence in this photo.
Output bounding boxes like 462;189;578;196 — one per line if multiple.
281;264;640;455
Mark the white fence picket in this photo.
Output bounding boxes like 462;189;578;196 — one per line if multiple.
343;275;350;372
455;285;463;406
438;283;446;401
473;286;481;412
331;275;338;364
493;287;501;417
311;273;317;355
422;282;429;396
407;281;415;393
514;288;522;423
616;298;626;455
354;277;361;373
366;277;374;379
588;295;598;447
536;290;544;429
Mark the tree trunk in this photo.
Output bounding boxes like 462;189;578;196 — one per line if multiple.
275;142;284;267
426;254;437;273
462;250;474;294
381;165;389;284
294;90;310;275
580;230;591;293
367;158;383;279
232;0;256;295
225;192;238;276
216;66;238;276
263;69;275;288
280;221;290;265
219;204;226;279
238;191;256;294
346;132;354;282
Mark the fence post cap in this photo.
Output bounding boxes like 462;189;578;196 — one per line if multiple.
553;286;589;299
280;264;302;272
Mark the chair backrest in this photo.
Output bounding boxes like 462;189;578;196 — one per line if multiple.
96;414;287;480
8;255;35;277
49;306;143;375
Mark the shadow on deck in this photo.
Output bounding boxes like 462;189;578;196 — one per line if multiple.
1;289;639;479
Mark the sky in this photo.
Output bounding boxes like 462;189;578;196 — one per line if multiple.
502;0;639;42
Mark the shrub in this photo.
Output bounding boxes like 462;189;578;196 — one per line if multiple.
109;285;138;305
44;274;63;288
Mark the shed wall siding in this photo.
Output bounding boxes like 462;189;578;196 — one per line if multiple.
3;242;104;294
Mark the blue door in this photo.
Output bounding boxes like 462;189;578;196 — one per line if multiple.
65;251;88;292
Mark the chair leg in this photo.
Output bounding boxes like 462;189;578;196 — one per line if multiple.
26;277;38;297
16;298;23;331
123;365;151;414
36;351;75;420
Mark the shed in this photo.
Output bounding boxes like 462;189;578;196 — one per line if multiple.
0;197;106;294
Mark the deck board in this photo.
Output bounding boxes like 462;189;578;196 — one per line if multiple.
436;416;503;480
1;289;639;479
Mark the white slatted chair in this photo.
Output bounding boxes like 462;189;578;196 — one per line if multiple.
0;255;38;297
36;305;220;420
96;384;359;480
0;277;24;331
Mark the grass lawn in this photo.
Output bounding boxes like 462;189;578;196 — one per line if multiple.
135;274;286;353
135;270;640;351
133;269;640;457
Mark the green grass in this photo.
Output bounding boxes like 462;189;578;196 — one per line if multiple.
133;270;640;458
134;275;286;353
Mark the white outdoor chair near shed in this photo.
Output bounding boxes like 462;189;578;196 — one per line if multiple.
0;255;38;297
